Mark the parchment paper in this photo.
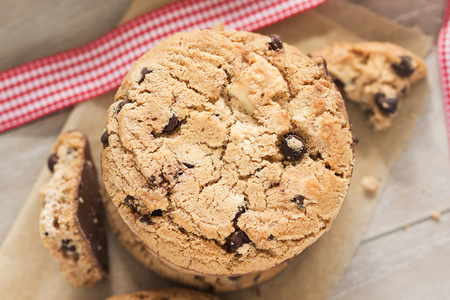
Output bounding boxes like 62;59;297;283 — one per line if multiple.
0;1;431;299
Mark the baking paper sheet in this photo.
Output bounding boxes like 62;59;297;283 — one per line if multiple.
0;1;431;299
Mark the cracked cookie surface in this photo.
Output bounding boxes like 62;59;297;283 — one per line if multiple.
101;30;354;276
103;189;286;292
312;42;427;130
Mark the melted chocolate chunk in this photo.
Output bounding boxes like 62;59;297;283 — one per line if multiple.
139;215;152;225
280;134;306;161
183;162;195;168
138;67;153;84
374;93;398;115
162;115;179;133
100;131;110;145
76;140;109;275
225;230;251;253
61;239;76;252
233;206;246;223
292;195;305;208
268;34;283;51
47;153;58;173
116;100;132;115
151;209;163;217
392;56;414;77
124;195;136;209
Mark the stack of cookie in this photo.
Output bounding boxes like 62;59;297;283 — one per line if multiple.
100;30;354;292
40;29;427;294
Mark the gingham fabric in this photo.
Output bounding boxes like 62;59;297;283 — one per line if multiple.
438;0;450;146
0;0;326;133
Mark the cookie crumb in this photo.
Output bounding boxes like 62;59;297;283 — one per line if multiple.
431;211;441;222
403;224;410;230
361;176;379;194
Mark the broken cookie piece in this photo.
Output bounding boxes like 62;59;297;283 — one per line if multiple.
312;42;427;130
40;130;108;287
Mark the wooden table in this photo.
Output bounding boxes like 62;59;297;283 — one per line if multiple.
0;0;448;299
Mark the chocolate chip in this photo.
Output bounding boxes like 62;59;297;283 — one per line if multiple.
352;135;360;146
44;232;49;236
116;100;131;115
138;68;153;84
292;195;305;208
374;93;398;115
124;195;136;210
280;134;306;161
233;206;246;223
183;162;195;168
268;34;283;51
139;215;152;225
225;230;251;253
229;276;241;281
151;209;163;217
268;234;275;241
162;115;179;133
61;239;76;252
100;131;110;145
392;56;414;77
47;153;58;173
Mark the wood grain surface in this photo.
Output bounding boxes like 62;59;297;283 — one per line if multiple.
0;0;448;299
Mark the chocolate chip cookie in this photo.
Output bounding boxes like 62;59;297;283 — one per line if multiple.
101;30;354;278
40;130;108;287
312;42;427;130
106;288;222;300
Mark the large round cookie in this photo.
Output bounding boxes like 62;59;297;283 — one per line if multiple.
101;30;354;276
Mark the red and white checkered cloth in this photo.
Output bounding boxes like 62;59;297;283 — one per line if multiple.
0;0;326;133
438;0;450;147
